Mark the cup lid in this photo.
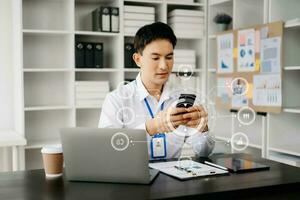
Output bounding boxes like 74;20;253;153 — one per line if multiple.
41;145;63;154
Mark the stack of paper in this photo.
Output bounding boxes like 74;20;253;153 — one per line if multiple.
75;81;109;107
124;5;155;36
167;0;194;3
173;49;196;71
168;9;205;38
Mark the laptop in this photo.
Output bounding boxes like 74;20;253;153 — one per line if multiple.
60;127;159;184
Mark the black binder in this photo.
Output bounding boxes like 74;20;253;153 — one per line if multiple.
124;43;138;68
75;42;85;68
92;8;101;32
84;43;94;68
124;43;134;68
100;7;110;32
110;7;119;33
94;43;103;68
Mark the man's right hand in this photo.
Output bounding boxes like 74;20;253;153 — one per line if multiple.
145;107;189;136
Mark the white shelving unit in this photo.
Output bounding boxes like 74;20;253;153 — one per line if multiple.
207;0;300;167
7;0;207;169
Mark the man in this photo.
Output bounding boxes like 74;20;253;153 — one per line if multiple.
99;22;214;159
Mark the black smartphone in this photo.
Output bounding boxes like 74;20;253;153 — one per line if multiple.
176;94;196;108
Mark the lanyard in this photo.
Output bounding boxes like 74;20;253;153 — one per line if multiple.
143;98;164;119
144;98;167;159
144;99;165;139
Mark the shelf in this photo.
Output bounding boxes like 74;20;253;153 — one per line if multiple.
23;68;72;72
75;0;116;3
284;66;300;71
166;1;205;7
124;33;135;37
75;31;119;37
124;68;140;72
76;106;102;109
75;68;121;72
209;0;232;6
269;152;300;167
283;108;300;114
26;139;61;150
214;135;230;142
25;106;73;111
0;130;27;147
177;36;204;40
270;145;300;157
284;22;300;29
23;29;71;36
209;34;217;39
208;68;217;72
124;0;163;4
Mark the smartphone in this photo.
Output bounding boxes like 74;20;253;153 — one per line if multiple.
176;94;196;108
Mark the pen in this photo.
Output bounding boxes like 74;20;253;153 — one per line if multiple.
204;161;228;171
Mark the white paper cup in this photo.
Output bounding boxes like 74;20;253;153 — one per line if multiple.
41;146;63;178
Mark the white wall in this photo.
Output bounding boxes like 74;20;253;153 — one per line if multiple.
0;0;14;172
0;0;13;130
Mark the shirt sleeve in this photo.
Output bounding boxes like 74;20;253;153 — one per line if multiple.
185;129;215;157
98;92;124;128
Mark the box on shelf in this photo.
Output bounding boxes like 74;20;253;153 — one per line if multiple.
173;49;196;71
75;81;109;107
168;9;204;38
124;5;155;36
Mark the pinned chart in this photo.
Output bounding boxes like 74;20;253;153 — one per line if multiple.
215;21;283;113
253;74;281;106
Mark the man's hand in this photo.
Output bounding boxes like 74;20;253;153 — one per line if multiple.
145;107;189;136
182;105;208;132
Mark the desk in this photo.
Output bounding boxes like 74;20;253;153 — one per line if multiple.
0;153;300;200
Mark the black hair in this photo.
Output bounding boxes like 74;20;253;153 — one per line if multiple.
133;22;177;54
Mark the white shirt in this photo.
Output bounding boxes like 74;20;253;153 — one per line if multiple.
99;73;215;159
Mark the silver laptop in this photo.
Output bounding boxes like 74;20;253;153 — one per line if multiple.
60;128;159;184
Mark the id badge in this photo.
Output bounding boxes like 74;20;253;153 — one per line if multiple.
151;134;166;159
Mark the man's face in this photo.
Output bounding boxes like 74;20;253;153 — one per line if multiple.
134;39;174;87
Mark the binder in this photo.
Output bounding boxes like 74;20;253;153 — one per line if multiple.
75;42;85;68
92;8;101;31
124;43;138;68
94;43;103;68
100;7;110;32
84;43;94;68
110;7;119;33
124;43;134;68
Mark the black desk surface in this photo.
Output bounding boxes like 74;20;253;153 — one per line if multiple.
1;153;300;200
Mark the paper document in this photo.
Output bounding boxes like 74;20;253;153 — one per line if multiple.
149;160;228;180
237;29;255;72
217;33;234;73
253;74;282;106
260;37;281;73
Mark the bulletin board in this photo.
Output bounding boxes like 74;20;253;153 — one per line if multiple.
215;21;283;113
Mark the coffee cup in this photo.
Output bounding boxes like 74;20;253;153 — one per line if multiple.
41;146;63;178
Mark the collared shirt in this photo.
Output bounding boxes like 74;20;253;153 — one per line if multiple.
99;73;215;159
